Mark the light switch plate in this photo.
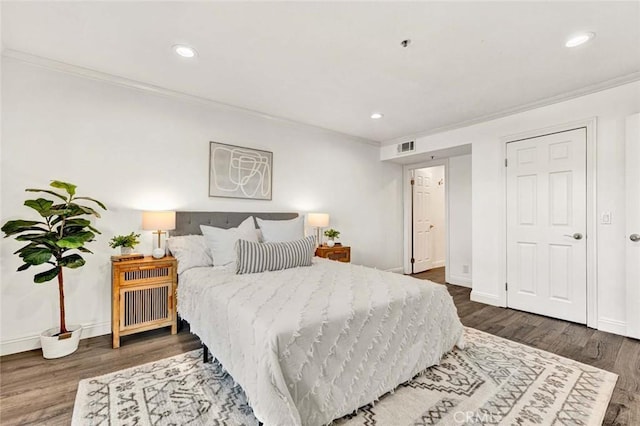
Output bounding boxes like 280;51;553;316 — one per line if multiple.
601;211;612;224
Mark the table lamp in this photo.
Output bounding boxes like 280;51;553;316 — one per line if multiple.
308;213;329;247
142;211;176;258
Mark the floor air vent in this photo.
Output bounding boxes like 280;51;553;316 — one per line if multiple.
397;141;415;154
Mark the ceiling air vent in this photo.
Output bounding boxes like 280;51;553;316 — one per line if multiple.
397;141;415;154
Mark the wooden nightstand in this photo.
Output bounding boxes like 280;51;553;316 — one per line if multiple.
315;245;351;263
111;256;177;348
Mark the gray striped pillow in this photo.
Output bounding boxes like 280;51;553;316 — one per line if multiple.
236;235;316;274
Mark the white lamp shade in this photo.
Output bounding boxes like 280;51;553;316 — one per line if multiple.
308;213;329;227
142;211;176;231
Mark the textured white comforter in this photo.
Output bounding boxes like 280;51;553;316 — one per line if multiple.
178;258;464;426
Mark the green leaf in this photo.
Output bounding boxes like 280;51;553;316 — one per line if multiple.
63;218;91;227
74;197;107;211
14;226;49;234
56;231;95;248
15;233;50;241
17;263;31;272
48;209;72;216
59;218;102;234
1;220;46;236
57;225;84;235
59;254;85;268
20;247;53;265
14;243;58;258
16;241;60;257
25;188;67;201
87;225;101;235
13;243;33;255
77;247;93;254
52;203;101;219
22;248;53;265
74;204;101;218
34;267;60;283
50;181;76;196
24;198;54;216
15;232;58;244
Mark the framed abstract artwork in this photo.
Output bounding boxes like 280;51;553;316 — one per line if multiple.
208;141;273;200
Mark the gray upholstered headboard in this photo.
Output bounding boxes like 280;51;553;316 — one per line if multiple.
173;211;299;236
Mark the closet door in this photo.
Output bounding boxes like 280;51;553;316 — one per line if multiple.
506;128;587;323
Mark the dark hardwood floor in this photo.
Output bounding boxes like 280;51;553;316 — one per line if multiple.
413;267;640;426
1;267;638;425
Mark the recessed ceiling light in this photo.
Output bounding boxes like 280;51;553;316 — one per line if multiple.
173;45;197;58
370;113;383;119
565;32;595;48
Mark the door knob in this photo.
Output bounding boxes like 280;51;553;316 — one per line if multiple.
631;234;640;242
563;233;583;240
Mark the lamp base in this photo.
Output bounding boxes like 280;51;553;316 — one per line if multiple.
152;248;165;259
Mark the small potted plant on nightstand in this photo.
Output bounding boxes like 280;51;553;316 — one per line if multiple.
324;228;340;247
109;232;141;255
1;181;106;359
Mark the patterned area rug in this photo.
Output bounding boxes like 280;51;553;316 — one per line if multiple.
72;328;617;425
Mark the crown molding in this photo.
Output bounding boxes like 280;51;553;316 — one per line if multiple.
2;48;380;147
383;70;640;146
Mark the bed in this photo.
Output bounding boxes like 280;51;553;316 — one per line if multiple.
171;211;464;426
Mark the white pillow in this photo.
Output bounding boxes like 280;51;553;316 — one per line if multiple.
256;216;304;242
200;217;259;266
166;235;213;275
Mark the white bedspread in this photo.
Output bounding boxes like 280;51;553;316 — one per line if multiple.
178;258;464;426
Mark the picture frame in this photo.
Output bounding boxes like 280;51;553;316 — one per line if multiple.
208;141;273;200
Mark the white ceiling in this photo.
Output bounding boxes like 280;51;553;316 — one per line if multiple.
3;1;639;144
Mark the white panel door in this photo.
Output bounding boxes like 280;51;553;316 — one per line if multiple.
506;128;587;323
626;114;640;339
413;168;434;273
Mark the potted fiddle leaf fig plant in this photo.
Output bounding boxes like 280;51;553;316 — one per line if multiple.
1;180;106;359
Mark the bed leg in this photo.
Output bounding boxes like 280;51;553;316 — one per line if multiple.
203;343;209;363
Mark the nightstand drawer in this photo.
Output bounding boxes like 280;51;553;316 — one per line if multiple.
118;264;174;287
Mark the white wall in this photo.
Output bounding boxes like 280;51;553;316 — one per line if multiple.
383;81;640;336
447;154;472;287
0;57;404;355
430;166;446;267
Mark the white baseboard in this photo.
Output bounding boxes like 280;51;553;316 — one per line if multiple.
432;260;445;268
0;321;111;356
385;267;404;274
597;317;627;336
447;274;472;288
470;290;503;307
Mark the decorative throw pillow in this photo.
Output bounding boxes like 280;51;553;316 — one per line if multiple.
201;216;259;267
236;235;316;274
256;216;304;242
166;235;213;275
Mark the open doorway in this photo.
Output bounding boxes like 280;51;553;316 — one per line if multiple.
412;165;446;274
403;151;472;288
